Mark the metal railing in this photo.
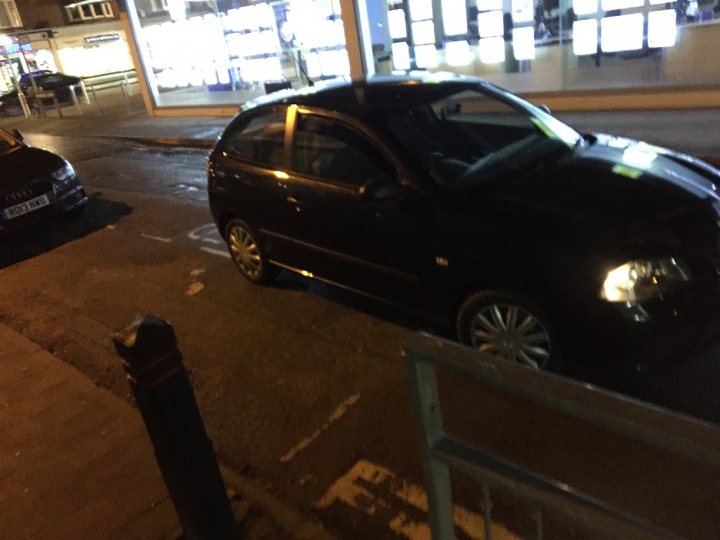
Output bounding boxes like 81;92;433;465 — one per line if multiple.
82;70;138;112
406;333;720;539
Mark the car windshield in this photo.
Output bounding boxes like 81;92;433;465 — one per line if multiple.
0;129;18;152
378;85;583;191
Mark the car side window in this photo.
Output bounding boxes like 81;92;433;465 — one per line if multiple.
293;115;395;188
222;109;286;169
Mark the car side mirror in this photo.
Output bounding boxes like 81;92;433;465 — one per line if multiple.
362;176;408;201
11;128;23;141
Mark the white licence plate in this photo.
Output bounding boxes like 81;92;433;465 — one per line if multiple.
3;194;52;220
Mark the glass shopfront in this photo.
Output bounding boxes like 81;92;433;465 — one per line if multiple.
125;0;351;107
361;0;720;94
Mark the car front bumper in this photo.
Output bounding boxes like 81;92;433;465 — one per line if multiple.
0;176;86;231
562;281;720;368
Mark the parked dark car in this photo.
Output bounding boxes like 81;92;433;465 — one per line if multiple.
207;73;720;370
0;128;86;230
0;71;82;116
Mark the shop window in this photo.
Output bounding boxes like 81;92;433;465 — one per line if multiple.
65;1;114;22
0;0;22;29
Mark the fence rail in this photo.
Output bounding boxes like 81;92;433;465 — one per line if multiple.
405;333;720;539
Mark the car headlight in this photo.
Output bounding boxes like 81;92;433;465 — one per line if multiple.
600;258;690;303
51;162;75;183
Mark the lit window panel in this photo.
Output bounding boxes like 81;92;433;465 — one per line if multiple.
601;0;643;10
649;0;675;4
412;20;436;45
512;0;533;23
305;52;322;78
573;0;598;15
512;26;535;60
445;40;473;65
415;44;439;67
601;13;643;52
392;41;411;70
573;19;598;55
477;0;502;10
478;36;505;63
388;9;408;39
442;0;468;35
409;0;433;21
477;10;504;38
648;9;676;48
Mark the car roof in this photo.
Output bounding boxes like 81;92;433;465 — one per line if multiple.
241;72;494;114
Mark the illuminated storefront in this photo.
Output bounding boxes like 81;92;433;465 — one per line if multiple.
123;0;719;112
124;0;350;107
1;21;134;94
362;0;720;95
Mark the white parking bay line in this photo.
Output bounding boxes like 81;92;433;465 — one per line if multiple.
202;237;223;245
280;393;361;463
140;233;172;243
200;247;231;259
315;459;518;540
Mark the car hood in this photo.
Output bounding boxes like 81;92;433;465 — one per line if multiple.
0;145;65;189
486;134;720;251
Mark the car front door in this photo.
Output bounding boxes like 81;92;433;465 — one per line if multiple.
277;107;434;306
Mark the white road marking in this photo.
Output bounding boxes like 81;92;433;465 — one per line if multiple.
315;459;518;540
280;394;361;463
140;233;172;243
188;223;218;241
200;246;231;259
202;237;223;245
185;282;205;296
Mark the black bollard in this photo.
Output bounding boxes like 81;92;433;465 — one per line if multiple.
113;315;237;540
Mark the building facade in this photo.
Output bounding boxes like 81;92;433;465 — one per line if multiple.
119;0;719;115
5;0;720;111
0;0;134;94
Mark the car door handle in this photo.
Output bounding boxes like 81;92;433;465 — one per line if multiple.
287;195;302;205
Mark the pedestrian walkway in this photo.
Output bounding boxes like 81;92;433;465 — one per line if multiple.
0;323;181;538
0;86;718;165
0;323;332;539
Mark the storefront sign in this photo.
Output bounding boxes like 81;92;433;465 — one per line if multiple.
84;33;120;44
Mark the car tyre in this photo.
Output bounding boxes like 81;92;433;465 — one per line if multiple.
457;290;562;371
225;219;278;284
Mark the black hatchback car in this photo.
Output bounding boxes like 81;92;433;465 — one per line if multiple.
208;74;720;370
0;128;86;231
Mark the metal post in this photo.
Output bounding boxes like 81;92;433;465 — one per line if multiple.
121;80;131;112
113;315;238;540
533;508;543;540
79;80;90;104
408;359;455;539
89;86;104;114
17;91;31;117
481;483;493;540
69;85;82;115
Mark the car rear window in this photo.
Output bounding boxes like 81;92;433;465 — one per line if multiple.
221;109;286;169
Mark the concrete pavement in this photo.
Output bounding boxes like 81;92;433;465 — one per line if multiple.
0;322;333;539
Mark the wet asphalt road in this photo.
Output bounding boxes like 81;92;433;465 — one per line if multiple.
2;134;719;538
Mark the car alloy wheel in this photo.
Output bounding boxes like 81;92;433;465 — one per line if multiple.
458;292;559;370
225;219;277;284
